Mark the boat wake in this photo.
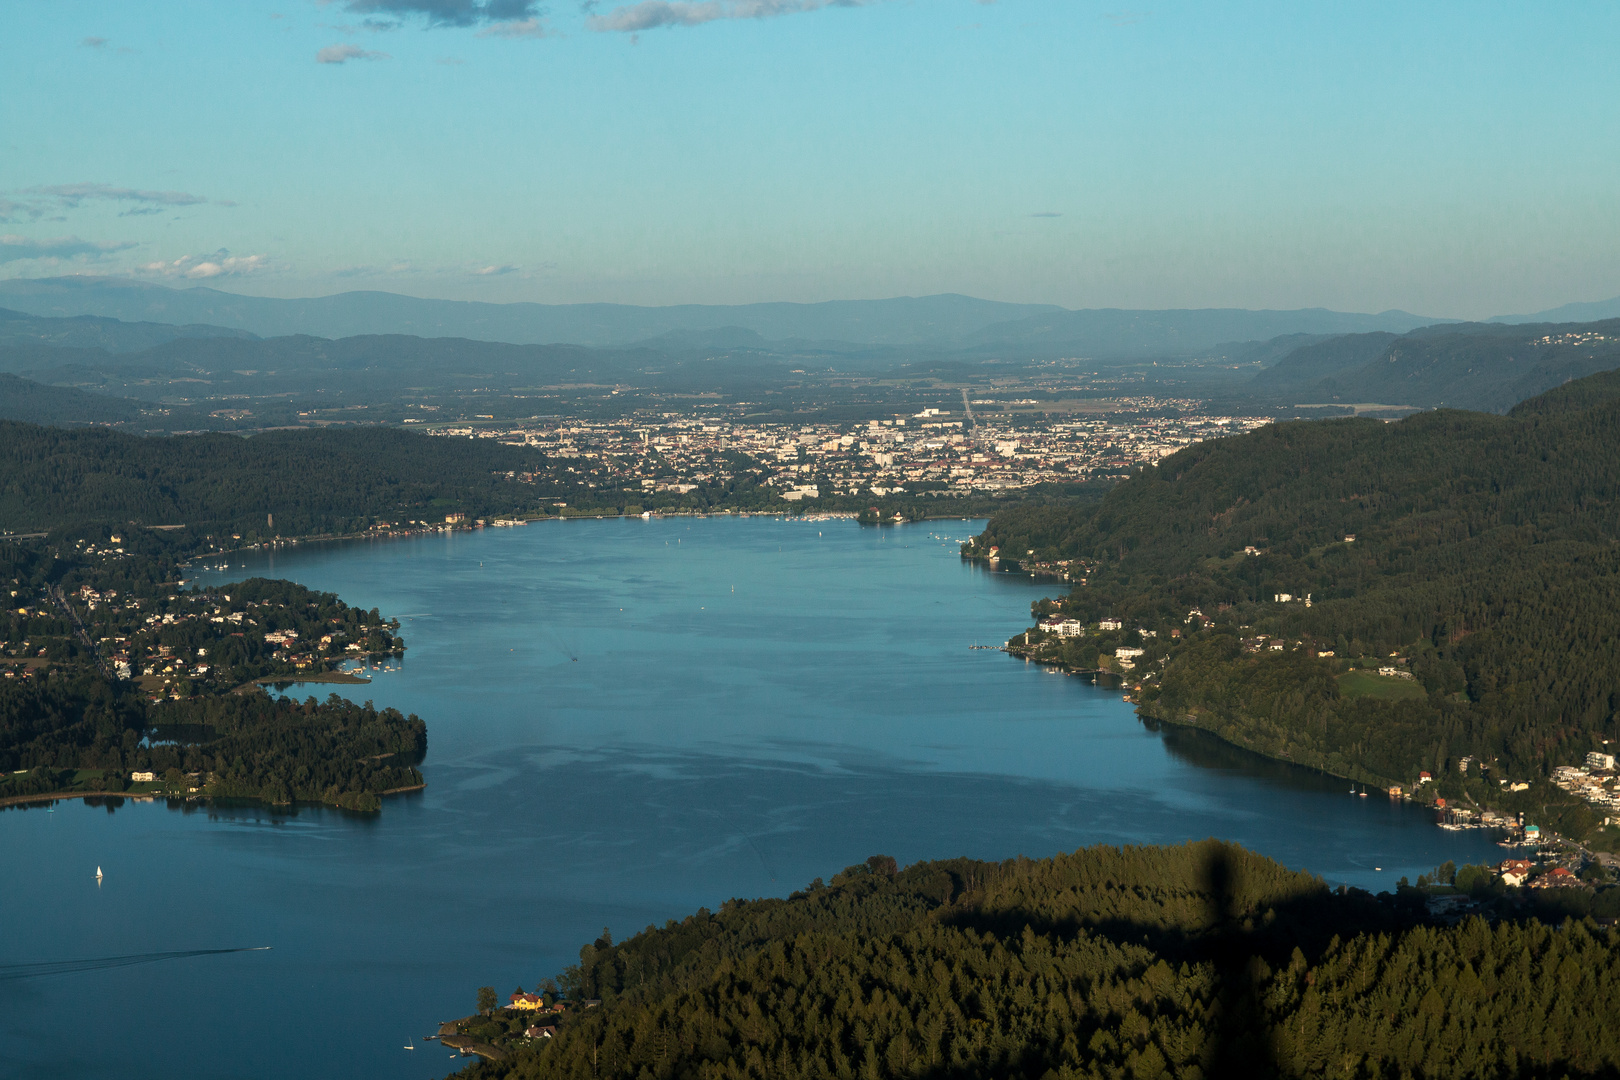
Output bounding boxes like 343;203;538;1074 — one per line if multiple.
0;947;271;981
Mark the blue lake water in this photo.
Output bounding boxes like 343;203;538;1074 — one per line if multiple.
0;516;1506;1080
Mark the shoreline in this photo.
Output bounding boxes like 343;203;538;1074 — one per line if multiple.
254;671;372;686
1014;645;1564;851
0;783;424;811
1007;643;1404;791
182;508;987;568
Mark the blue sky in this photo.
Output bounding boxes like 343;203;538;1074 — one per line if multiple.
2;1;1616;316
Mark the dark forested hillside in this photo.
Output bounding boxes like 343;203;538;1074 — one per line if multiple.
1271;319;1620;411
0;420;560;539
1248;331;1397;390
967;370;1620;828
1508;367;1620;419
0;373;145;425
449;843;1620;1080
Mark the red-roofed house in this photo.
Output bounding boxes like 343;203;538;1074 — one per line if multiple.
1530;867;1579;890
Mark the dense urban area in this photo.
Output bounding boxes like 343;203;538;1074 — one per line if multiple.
420;400;1269;503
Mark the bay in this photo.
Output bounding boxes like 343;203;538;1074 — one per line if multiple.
0;516;1504;1080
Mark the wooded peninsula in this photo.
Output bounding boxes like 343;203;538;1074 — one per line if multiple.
966;368;1620;847
0;423;564;810
447;842;1620;1080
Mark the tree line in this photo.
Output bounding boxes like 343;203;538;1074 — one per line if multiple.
967;369;1620;826
450;842;1620;1080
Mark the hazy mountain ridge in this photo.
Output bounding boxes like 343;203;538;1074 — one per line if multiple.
1489;296;1620;324
1294;319;1620;411
5;287;1620;424
0;277;1454;357
0;305;256;352
1250;332;1400;389
0;279;1062;349
960;306;1445;357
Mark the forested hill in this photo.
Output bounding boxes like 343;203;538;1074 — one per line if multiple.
1249;317;1620;411
966;370;1620;830
0;373;144;425
0;304;253;352
0;420;560;541
449;843;1620;1080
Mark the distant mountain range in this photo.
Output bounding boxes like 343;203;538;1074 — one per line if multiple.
1489;297;1620;324
957;307;1443;355
0;276;1452;358
0;304;255;352
5;278;1620;423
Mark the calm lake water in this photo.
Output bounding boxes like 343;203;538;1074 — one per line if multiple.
1;516;1505;1080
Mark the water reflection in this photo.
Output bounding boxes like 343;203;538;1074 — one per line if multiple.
1;517;1513;1080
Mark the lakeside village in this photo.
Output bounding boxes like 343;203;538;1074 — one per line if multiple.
1;548;405;803
997;605;1620;901
3;554;403;701
420;400;1271;506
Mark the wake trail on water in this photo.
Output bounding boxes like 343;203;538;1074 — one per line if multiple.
0;947;271;981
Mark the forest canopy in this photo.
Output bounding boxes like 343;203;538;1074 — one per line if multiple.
449;842;1620;1080
0;420;558;541
967;369;1620;824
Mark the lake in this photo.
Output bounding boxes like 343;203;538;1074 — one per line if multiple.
0;516;1505;1080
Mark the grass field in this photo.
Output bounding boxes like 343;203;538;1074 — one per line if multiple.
1338;668;1429;701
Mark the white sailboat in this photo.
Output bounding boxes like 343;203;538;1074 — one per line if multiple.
95;865;103;883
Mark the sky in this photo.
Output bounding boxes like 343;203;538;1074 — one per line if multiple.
1;1;1617;317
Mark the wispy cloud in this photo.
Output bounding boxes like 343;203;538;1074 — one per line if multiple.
323;17;406;32
2;183;219;222
137;251;270;279
33;183;211;209
472;263;520;276
331;261;421;277
0;200;40;224
80;35;136;54
338;0;544;27
0;234;138;264
587;0;870;33
317;43;392;63
477;16;555;37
